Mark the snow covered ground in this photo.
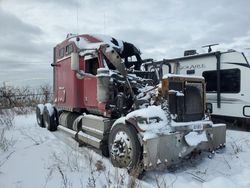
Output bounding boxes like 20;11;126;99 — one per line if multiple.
1;113;250;188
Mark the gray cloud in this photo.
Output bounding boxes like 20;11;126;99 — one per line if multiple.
0;7;53;86
1;0;80;8
38;0;80;7
0;8;45;55
1;0;250;86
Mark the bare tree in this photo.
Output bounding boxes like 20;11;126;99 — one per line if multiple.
39;84;53;104
0;82;53;109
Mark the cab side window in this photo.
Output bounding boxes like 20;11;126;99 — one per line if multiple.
65;44;73;55
59;48;64;58
85;58;99;75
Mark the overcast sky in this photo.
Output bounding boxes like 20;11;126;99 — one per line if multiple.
1;0;250;87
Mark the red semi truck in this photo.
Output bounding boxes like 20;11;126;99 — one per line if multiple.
36;34;226;173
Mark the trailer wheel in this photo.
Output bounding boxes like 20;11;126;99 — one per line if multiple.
43;106;57;131
36;105;45;128
108;123;142;170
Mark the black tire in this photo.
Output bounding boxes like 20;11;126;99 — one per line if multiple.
53;107;59;127
108;123;142;170
43;106;57;131
36;105;45;128
101;142;110;157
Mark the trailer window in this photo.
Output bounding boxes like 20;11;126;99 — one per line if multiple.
203;69;240;93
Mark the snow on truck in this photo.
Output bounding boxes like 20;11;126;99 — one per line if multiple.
36;34;226;173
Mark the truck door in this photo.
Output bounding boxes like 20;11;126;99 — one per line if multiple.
83;57;99;108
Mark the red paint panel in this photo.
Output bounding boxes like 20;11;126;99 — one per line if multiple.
83;77;98;108
55;57;82;109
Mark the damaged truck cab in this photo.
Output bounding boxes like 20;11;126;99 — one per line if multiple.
36;34;226;173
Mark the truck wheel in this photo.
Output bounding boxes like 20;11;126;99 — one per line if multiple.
53;107;59;127
101;143;109;157
36;105;45;128
108;123;142;170
43;106;57;131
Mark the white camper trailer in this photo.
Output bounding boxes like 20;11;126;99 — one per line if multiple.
143;50;250;126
